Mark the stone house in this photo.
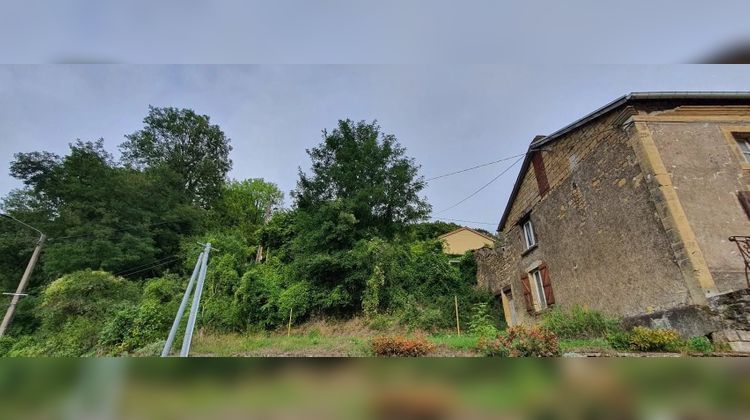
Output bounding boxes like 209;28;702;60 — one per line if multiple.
476;92;750;350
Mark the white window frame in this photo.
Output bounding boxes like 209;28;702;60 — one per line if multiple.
737;136;750;163
530;268;547;311
522;219;537;250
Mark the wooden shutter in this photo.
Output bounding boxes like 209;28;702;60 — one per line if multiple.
531;152;550;197
738;191;750;219
540;263;555;306
520;274;533;313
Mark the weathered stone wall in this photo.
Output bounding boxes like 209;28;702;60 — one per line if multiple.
492;111;696;326
645;111;750;293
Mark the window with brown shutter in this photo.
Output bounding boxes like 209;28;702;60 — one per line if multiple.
531;151;550;196
520;274;533;313
539;263;555;306
738;191;750;219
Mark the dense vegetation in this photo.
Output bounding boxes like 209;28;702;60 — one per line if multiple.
0;110;496;356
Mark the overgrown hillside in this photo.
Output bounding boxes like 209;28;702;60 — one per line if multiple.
0;110;499;356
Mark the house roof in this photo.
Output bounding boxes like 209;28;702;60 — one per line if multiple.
497;91;750;232
438;226;496;242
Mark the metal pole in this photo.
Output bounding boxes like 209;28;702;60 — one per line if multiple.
180;243;211;357
161;251;204;357
0;234;46;337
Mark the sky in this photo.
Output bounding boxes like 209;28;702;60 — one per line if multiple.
1;65;750;230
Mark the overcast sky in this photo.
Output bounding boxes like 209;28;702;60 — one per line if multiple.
1;65;750;229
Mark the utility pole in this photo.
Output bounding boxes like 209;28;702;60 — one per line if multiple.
0;213;46;338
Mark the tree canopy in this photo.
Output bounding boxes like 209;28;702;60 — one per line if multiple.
120;106;233;207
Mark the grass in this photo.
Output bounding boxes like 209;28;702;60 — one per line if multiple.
559;338;612;353
191;332;371;357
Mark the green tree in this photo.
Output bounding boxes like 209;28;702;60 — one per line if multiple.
293;119;430;238
120;106;233;207
212;179;283;242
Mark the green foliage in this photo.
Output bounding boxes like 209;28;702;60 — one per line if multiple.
540;305;621;339
468;302;499;338
293;119;430;238
99;274;184;354
686;336;714;355
40;270;139;331
607;326;682;353
120;106;233;207
0;336;15;357
606;331;632;351
362;265;384;318
478;326;561;357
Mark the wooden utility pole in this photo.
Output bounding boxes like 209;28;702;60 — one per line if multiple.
287;308;293;337
0;234;46;337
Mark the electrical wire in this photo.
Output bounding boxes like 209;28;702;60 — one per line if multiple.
425;152;527;182
429;216;498;226
434;156;524;214
116;257;183;278
114;254;182;277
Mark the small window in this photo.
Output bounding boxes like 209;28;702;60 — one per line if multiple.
522;219;537;250
530;268;547;310
736;135;750;163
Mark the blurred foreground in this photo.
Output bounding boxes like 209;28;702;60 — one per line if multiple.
1;359;748;419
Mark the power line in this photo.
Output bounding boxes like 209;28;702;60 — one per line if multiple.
425;152;527;182
116;257;183;278
430;216;498;226
434;156;524;215
114;254;182;277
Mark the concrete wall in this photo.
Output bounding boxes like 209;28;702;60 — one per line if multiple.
439;229;494;255
643;108;750;293
486;111;695;326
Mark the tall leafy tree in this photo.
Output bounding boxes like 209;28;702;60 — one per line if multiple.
6;140;198;280
120;106;233;207
293;119;430;238
212;179;283;242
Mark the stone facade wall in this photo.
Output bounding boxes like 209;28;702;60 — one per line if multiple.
491;110;697;326
644;111;750;293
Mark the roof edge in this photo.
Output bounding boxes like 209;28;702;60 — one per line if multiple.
497;91;750;231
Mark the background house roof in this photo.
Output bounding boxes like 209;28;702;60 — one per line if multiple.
497;91;750;232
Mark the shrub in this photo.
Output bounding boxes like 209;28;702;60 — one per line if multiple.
479;326;560;357
371;335;436;357
606;330;632;351
541;305;620;339
629;327;681;352
685;336;713;355
468;302;499;338
0;336;15;357
616;327;682;352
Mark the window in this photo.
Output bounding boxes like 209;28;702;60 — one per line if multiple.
522;219;537;250
530;268;547;310
520;263;555;314
736;135;750;163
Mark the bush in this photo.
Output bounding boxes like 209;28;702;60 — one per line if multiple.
0;336;15;357
607;327;682;353
685;336;713;355
541;305;620;339
468;302;499;338
371;335;436;357
606;330;631;351
479;326;560;357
